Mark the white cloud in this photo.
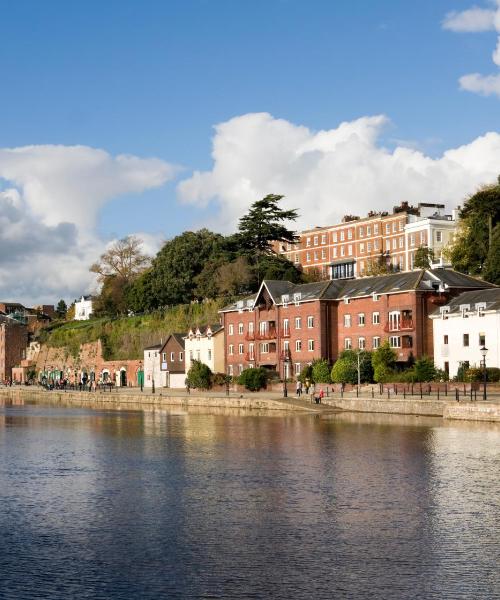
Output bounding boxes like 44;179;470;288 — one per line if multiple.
0;145;177;304
444;1;500;96
177;112;500;233
459;71;500;95
443;7;496;32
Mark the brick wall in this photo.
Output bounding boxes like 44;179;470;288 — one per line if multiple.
0;320;28;382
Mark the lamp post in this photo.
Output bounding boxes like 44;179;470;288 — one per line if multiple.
480;345;488;401
283;351;290;398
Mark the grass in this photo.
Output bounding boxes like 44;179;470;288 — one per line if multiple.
38;299;225;360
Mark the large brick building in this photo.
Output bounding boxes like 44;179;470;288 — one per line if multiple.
0;315;28;382
220;269;494;378
275;203;459;279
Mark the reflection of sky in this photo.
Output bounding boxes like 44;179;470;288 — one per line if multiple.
0;402;499;599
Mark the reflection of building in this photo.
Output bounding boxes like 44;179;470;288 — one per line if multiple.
0;316;28;382
275;202;459;279
184;325;225;374
430;288;500;378
74;295;94;320
159;333;186;388
220;269;494;378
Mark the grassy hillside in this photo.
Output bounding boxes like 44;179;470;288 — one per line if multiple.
37;300;225;360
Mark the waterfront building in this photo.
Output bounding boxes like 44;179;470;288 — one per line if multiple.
220;269;493;379
184;325;225;374
430;288;500;378
74;295;94;320
0;315;28;382
143;343;166;388
159;333;186;388
275;202;458;280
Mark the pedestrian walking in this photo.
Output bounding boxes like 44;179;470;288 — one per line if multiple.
319;389;324;404
305;378;310;395
296;380;302;397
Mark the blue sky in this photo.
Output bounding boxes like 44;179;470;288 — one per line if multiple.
1;0;500;301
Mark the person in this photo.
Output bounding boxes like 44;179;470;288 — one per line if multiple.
305;379;310;395
296;380;302;397
319;389;324;404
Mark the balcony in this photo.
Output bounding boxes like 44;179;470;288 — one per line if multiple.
259;352;277;366
383;318;414;333
245;352;255;362
245;331;255;341
256;326;277;340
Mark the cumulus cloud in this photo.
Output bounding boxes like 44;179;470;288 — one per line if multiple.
177;112;500;232
444;1;500;97
0;145;177;304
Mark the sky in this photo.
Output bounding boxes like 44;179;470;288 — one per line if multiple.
1;0;500;304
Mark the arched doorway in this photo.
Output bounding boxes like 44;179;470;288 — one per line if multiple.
120;368;127;387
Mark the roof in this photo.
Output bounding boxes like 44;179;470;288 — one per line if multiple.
430;288;500;317
219;269;496;312
144;344;162;351
159;333;186;352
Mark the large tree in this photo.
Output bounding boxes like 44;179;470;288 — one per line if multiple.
447;176;500;279
90;235;150;283
413;246;434;270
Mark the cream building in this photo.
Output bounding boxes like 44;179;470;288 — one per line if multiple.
430;288;500;378
184;325;225;374
143;343;167;388
74;295;94;320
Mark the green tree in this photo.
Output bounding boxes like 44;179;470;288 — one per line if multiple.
186;360;212;390
371;342;397;383
331;356;358;385
412;356;437;382
447;176;500;278
311;359;332;383
482;224;500;284
331;350;373;384
56;299;67;319
298;364;313;384
238;367;268;391
413;246;434;269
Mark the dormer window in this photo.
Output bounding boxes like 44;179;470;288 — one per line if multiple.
475;302;486;316
460;304;470;318
246;299;253;309
281;294;290;307
293;292;301;305
372;293;380;302
440;306;449;320
343;297;350;305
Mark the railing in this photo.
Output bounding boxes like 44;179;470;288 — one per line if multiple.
259;352;277;365
256;327;277;340
245;332;255;341
383;318;414;332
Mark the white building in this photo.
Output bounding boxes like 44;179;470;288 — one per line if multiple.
74;295;94;320
143;343;167;388
405;204;459;270
184;325;225;374
430;288;500;378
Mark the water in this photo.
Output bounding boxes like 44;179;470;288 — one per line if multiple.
0;399;499;599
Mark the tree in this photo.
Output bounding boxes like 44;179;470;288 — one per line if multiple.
447;177;500;278
371;342;397;383
186;360;212;390
56;299;67;319
364;252;392;276
482;224;500;284
90;235;150;283
298;364;313;384
412;356;437;382
311;359;332;383
214;256;253;297
413;246;434;269
93;275;129;316
331;350;373;384
66;303;75;321
238;367;268;391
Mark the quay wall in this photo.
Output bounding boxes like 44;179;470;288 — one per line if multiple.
324;397;445;417
443;402;500;422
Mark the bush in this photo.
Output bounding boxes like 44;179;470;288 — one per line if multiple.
372;343;397;383
331;357;358;384
238;367;268;391
412;356;437;382
331;350;374;385
487;367;500;382
186;360;212;390
298;364;313;384
212;372;231;386
311;359;332;383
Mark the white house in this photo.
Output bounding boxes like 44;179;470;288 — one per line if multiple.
143;343;167;388
184;325;224;374
430;288;500;378
74;295;94;320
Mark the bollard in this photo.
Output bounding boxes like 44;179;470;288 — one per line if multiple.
470;386;473;401
420;386;423;399
455;389;459;402
327;387;329;397
411;383;414;396
356;386;359;398
445;383;447;397
403;388;406;399
437;388;440;400
387;387;390;400
341;387;343;399
395;385;398;395
463;384;466;396
474;389;477;401
371;388;374;399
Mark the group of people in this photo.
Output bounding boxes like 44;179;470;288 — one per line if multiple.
295;379;325;404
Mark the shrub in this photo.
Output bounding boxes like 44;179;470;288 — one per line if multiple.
298;364;313;384
238;367;268;391
372;342;397;383
311;359;332;383
212;372;231;386
186;360;212;390
331;357;358;385
412;356;437;382
487;367;500;382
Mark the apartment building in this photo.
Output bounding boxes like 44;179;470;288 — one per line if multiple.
277;202;458;280
220;269;493;379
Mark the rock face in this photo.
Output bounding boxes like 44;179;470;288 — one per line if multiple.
33;339;142;387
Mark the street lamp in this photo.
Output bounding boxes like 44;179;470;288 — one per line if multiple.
283;351;290;398
480;345;488;401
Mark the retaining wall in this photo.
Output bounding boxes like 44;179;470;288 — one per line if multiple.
324;397;445;417
443;402;500;422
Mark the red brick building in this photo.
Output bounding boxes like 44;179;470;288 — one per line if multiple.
220;269;494;378
0;315;28;382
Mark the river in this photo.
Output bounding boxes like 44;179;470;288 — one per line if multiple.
0;399;499;599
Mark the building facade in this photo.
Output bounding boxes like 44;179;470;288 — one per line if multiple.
159;334;186;388
220;269;493;379
143;344;166;388
0;316;28;382
276;203;458;280
74;295;94;320
430;288;500;378
184;325;225;374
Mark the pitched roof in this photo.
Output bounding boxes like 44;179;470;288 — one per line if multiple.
430;287;500;316
144;343;162;351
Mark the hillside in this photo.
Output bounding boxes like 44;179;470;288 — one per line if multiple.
37;299;225;360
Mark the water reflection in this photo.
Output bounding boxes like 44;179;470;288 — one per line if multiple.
0;399;498;599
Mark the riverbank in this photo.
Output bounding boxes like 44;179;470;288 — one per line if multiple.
2;386;500;422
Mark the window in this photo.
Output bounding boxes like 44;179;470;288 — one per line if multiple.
333;232;338;242
228;365;234;376
359;261;365;274
238;344;244;355
314;251;318;261
436;231;442;243
344;314;351;327
238;323;244;334
283;318;290;335
238;364;243;375
374;240;379;251
295;340;302;351
392;222;397;233
372;336;381;349
399;237;404;249
390;336;401;348
367;242;372;252
293;292;301;304
261;342;269;353
348;244;353;256
333;247;337;258
306;252;311;262
189;350;193;359
372;292;380;301
321;234;326;244
313;235;318;246
344;338;352;349
367;225;371;236
340;231;345;241
443;335;449;344
479;333;486;346
410;234;415;247
179;352;183;362
170;352;175;361
358;337;366;349
294;254;299;264
208;349;212;361
248;322;254;334
392;238;397;250
196;350;201;361
340;246;345;257
162;352;167;361
386;224;390;234
321;249;326;259
359;226;364;237
308;339;314;351
306;237;311;247
229;344;234;355
372;312;380;324
294;363;301;375
374;224;379;234
228;324;234;335
249;343;255;359
295;317;301;329
360;243;365;254
348;229;353;240
399;221;404;231
358;313;365;326
307;316;314;328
